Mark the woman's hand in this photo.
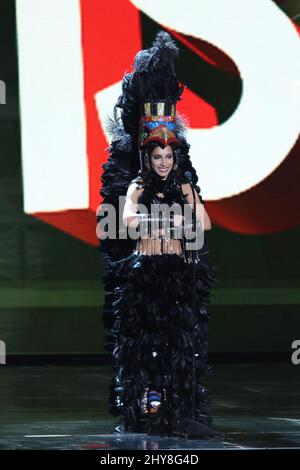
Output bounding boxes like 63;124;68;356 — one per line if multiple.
123;183;144;228
173;214;184;227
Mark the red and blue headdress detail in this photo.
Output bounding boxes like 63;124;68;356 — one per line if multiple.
138;101;180;148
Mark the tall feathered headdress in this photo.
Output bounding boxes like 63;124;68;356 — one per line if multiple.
106;31;190;172
119;34;183;143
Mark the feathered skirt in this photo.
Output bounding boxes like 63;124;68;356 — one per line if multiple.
102;248;216;436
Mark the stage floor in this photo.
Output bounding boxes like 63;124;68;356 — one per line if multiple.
0;363;299;450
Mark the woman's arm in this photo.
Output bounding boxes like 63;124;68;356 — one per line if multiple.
181;183;211;231
122;182;144;228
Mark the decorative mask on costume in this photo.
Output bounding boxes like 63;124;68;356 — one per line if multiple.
138;101;180;149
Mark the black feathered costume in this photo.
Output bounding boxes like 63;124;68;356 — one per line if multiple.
98;31;217;438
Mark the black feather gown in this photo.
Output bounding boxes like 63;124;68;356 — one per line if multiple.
99;161;217;436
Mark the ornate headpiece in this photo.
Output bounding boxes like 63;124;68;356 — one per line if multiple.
138;101;180;149
114;31;185;172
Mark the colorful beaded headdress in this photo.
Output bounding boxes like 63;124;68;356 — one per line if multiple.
138;101;180;148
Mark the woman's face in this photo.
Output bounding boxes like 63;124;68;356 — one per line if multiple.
149;145;174;179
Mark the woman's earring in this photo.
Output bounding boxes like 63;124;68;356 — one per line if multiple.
144;150;151;171
173;149;178;171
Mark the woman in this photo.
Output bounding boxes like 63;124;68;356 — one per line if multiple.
123;144;212;240
98;31;217;437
